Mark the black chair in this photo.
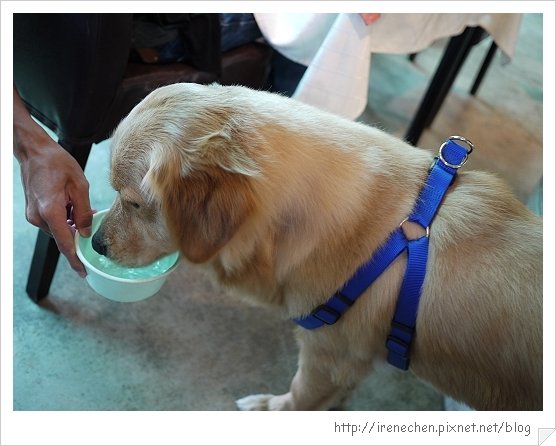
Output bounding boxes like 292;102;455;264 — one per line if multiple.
14;13;273;302
405;26;498;145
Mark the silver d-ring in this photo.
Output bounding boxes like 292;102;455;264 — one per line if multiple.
399;217;429;239
438;136;474;169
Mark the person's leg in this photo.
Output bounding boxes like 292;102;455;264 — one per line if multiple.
220;13;262;52
220;13;307;97
268;51;307;97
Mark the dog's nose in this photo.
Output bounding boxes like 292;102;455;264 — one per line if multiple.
92;230;108;256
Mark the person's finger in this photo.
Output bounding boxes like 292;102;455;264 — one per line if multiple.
25;203;53;237
68;181;93;238
67;208;97;227
45;206;87;277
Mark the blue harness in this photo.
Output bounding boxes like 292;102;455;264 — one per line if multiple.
293;136;474;370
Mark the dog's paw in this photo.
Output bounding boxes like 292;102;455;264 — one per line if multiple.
236;394;275;411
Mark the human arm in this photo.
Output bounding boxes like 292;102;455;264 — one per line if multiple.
13;85;93;277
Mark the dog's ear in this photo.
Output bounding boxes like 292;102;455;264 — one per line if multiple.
168;169;255;263
194;126;261;176
146;132;258;263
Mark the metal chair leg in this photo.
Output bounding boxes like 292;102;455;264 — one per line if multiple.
470;41;498;96
405;27;485;146
26;232;61;302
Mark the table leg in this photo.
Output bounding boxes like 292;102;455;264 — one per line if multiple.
470;41;498;96
405;26;485;146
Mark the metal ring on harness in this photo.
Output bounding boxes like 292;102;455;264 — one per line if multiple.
438;136;474;169
399;217;429;239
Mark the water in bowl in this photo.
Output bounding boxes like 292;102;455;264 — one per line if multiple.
79;209;178;281
89;253;176;280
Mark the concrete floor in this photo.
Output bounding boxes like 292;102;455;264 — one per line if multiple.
11;13;542;415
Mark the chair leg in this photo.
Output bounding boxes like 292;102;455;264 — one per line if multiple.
26;232;61;302
405;27;484;146
423;27;487;129
25;140;93;301
470;41;497;96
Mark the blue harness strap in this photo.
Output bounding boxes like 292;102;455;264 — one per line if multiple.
386;234;430;369
292;136;474;370
294;228;408;329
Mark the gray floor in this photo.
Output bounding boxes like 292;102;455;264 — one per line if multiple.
12;14;542;412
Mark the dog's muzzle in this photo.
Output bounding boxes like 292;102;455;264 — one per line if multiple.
92;228;108;256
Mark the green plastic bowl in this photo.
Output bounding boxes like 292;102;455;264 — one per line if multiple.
75;209;179;302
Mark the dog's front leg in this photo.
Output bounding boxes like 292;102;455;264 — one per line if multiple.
236;367;353;410
236;331;369;410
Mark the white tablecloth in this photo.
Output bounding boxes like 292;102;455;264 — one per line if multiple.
254;13;522;119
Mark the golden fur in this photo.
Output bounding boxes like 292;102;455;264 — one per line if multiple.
95;83;543;410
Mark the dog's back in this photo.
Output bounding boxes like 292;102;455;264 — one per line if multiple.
413;171;542;410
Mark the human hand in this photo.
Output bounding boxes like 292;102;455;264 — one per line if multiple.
360;14;381;26
14;88;93;277
17;139;93;277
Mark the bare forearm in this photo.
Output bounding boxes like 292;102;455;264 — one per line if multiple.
13;85;53;162
13;84;93;276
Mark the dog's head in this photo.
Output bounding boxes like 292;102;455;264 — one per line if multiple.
92;83;262;266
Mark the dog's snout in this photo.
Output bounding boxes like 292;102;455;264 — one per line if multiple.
92;229;108;256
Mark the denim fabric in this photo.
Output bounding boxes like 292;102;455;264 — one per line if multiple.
220;13;262;52
132;13;262;63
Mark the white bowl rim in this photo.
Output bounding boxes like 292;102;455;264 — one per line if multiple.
75;210;180;284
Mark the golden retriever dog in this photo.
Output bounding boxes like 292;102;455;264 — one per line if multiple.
92;82;542;410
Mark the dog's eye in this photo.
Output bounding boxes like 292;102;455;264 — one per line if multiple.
127;201;140;209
